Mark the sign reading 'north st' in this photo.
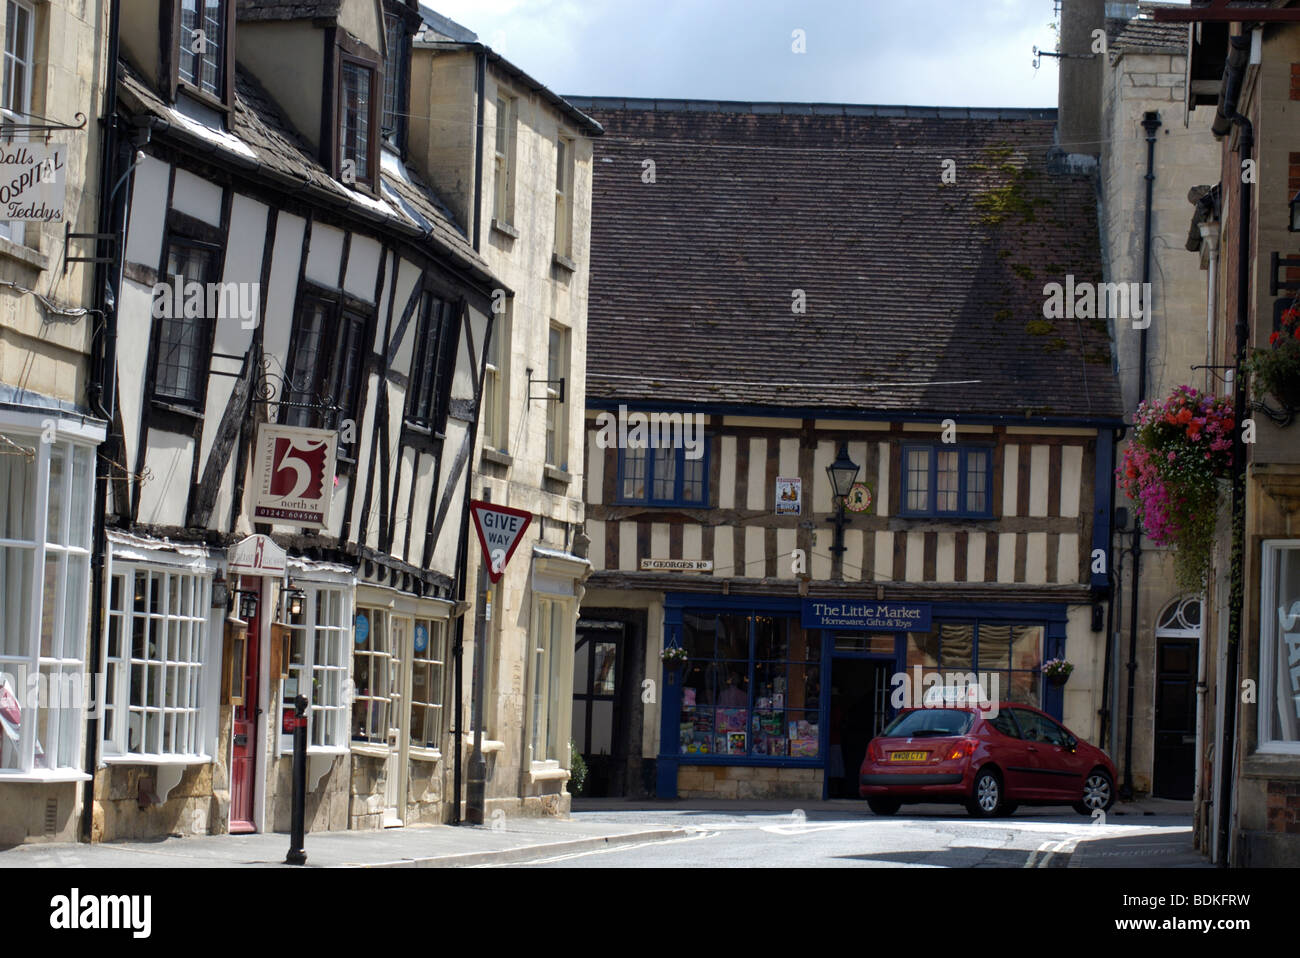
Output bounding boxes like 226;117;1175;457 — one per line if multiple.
801;599;931;632
469;500;533;582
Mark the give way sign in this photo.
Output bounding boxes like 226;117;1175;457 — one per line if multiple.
469;500;533;583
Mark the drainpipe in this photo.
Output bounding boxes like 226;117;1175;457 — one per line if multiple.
1195;218;1219;841
472;47;485;252
1099;427;1124;749
1120;110;1161;800
81;0;123;844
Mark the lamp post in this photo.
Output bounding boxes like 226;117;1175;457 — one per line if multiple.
825;443;860;580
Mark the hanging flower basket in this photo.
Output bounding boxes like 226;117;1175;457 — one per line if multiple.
1044;658;1073;687
1117;386;1234;591
1246;307;1300;414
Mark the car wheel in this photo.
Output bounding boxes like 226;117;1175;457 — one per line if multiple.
966;767;1003;818
995;802;1018;818
867;798;901;816
1073;769;1115;815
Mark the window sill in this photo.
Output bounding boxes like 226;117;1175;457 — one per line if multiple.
461;734;505;754
150;399;204;421
552;252;577;273
100;753;211;767
529;762;571;783
543;465;572;485
481;447;513;468
0;234;46;270
491;219;519;239
0;769;92;784
408;746;442;763
350;741;390;759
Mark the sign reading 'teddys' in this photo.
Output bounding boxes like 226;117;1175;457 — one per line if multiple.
253;424;338;528
0;143;67;222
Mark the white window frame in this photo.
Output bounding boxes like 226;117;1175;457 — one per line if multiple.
1259;540;1300;755
409;617;446;751
101;553;215;763
553;134;573;257
482;306;509;452
352;605;391;746
527;593;576;770
493;92;516;225
545;323;569;470
0;0;35;246
0;418;100;781
279;580;351;753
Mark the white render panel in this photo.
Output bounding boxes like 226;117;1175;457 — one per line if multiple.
116;279;155;476
778;438;799;478
997;533;1016;583
650;522;669;559
874;531;893;582
744;526;764;577
776;528;797;580
326;473;349;538
453;306;489;401
713;524;734;577
1002;444;1019;516
844;529;864;582
1059;445;1084;518
936;533;956;583
355;370;382;548
388;257;423;373
171;168;223;226
1025;532;1048;584
261;212;306;368
304;223;345;287
876;441;890;516
618;520;636;570
123;156;170;268
138;431;194;527
1057;533;1080;584
343;234;382;302
388;394;411;547
746;439;766;510
587;519;606;570
682;524;702;562
966;531;986;583
587;432;604;505
719;436;737;509
813;441;832;513
905;531;924;581
1028;445;1050;517
407;450;437;563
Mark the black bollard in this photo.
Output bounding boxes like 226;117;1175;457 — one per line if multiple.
285;694;308;865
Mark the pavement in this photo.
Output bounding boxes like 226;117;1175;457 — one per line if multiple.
0;796;1204;868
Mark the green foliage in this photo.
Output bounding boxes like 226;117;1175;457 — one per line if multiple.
1025;319;1053;336
569;741;588;796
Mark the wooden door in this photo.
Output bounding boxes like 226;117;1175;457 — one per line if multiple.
230;580;262;833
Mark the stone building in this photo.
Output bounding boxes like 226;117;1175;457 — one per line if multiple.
569;98;1124;802
0;0;114;845
409;7;600;817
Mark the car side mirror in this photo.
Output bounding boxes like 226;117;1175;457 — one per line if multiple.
1066;737;1078;752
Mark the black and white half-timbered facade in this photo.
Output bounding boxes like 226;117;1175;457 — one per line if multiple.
93;0;498;839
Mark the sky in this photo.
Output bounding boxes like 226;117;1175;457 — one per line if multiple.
420;0;1189;108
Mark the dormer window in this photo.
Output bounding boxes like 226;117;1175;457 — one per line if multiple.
381;9;410;150
178;0;224;98
340;59;376;188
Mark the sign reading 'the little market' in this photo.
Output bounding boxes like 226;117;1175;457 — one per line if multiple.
253;424;338;528
0;143;67;222
801;599;931;632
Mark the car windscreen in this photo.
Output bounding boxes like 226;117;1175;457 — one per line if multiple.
881;709;974;738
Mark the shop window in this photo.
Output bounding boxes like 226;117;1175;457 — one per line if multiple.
102;562;212;759
1260;541;1300;751
281;583;350;749
529;597;574;766
409;619;445;748
900;445;993;518
617;442;709;507
352;608;390;744
0;436;95;775
904;621;1042;707
677;610;821;759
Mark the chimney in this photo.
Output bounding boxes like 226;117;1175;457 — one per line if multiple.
1057;0;1105;157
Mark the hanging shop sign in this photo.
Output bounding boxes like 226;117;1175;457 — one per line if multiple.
775;476;802;515
0;143;67;222
801;599;931;632
844;481;873;514
252;424;338;528
226;533;287;577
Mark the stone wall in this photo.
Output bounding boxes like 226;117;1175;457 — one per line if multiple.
677;765;822;801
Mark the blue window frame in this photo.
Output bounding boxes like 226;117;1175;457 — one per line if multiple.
900;444;994;518
616;440;709;507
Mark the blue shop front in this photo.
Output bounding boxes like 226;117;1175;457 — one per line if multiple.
657;593;1069;800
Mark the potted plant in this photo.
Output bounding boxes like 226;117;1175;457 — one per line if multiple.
1246;305;1300;413
1043;658;1074;687
1117;385;1234;590
660;645;688;666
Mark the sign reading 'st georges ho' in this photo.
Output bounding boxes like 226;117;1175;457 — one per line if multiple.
0;143;67;222
802;599;931;632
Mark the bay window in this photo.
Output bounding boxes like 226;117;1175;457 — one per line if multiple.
352;607;390;744
409;618;445;749
529;597;574;767
280;582;350;750
1260;541;1300;751
0;430;97;777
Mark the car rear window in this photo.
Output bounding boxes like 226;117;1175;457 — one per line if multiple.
882;709;973;738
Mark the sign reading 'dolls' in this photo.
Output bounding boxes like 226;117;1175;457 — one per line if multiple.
469;500;533;582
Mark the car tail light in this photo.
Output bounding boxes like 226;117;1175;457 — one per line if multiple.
866;740;881;762
946;737;978;761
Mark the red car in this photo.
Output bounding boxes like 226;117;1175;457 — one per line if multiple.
858;702;1116;818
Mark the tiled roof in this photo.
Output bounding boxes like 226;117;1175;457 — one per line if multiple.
576;102;1122;421
1109;4;1190;53
235;1;341;21
118;62;492;283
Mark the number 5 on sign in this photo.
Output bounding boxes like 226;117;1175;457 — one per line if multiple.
468;500;533;583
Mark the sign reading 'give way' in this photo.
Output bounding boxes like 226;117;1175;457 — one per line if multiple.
469;500;533;583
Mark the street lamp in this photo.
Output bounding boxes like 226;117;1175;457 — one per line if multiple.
825;442;860;573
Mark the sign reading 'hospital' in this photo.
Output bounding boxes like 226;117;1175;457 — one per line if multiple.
0;143;67;222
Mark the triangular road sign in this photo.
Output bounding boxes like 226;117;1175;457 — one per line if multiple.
469;500;533;583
